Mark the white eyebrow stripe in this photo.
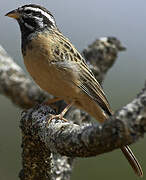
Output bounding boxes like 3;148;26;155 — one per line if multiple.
24;7;55;25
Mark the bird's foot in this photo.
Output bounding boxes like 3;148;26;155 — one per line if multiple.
48;114;68;123
48;102;74;123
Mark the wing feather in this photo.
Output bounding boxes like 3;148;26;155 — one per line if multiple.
78;62;112;116
54;32;112;116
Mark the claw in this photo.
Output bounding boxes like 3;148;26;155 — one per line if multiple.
48;114;68;123
48;102;74;123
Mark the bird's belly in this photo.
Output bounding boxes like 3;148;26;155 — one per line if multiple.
23;55;80;99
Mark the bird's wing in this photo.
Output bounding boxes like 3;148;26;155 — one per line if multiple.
54;34;112;116
77;60;112;116
67;46;112;116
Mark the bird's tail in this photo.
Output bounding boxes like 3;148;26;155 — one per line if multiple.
121;146;143;177
77;96;143;177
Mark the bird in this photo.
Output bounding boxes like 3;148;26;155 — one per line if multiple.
5;4;143;177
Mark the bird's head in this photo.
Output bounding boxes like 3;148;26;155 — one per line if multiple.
5;4;57;36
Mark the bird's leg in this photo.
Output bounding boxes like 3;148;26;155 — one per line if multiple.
48;102;74;122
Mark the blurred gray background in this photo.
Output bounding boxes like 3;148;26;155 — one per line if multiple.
0;0;146;179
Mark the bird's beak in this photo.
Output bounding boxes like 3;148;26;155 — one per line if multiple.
5;9;20;19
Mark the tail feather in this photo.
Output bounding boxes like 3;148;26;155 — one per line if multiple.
76;95;143;177
121;146;143;177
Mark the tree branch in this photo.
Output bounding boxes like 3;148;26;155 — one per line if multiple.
83;37;126;83
19;82;146;180
20;84;146;157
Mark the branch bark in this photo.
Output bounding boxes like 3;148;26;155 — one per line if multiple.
19;83;146;180
20;88;146;157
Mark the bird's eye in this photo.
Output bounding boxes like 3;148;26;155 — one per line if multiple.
25;10;32;14
34;12;41;17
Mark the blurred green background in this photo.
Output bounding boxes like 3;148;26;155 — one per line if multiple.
0;0;146;179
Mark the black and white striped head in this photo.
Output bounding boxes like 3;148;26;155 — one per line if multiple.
5;4;56;37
